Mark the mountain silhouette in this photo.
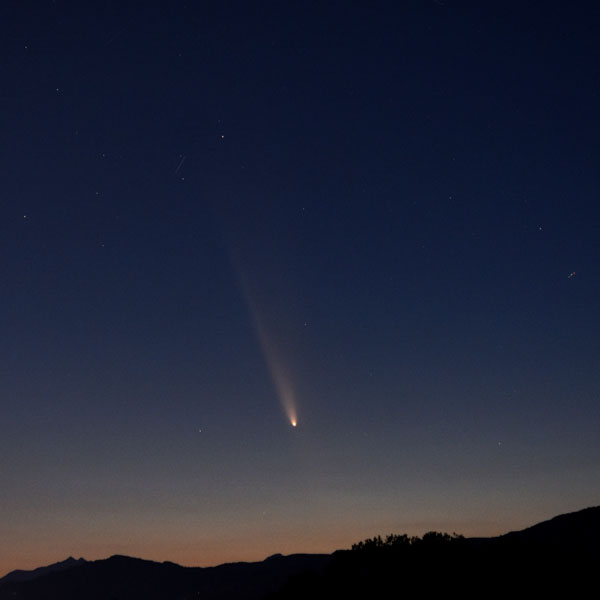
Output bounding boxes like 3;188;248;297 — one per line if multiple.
498;504;600;547
270;506;600;599
1;506;598;599
0;557;86;584
0;553;330;600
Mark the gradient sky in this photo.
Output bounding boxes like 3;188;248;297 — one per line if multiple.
1;0;599;575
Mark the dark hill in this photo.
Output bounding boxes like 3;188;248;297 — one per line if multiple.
2;506;598;599
269;506;600;599
498;505;600;547
0;557;86;584
0;553;330;600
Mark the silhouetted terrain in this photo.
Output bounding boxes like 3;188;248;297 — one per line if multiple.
0;553;330;600
2;507;598;599
270;506;600;599
0;557;86;584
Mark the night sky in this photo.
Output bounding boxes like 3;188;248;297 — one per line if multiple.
2;1;599;575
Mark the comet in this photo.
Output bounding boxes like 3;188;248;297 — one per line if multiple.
224;240;300;429
237;285;299;427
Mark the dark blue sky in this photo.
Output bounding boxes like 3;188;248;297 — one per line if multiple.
1;0;599;573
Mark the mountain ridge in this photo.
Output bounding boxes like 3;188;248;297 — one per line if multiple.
2;506;598;599
0;557;87;584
